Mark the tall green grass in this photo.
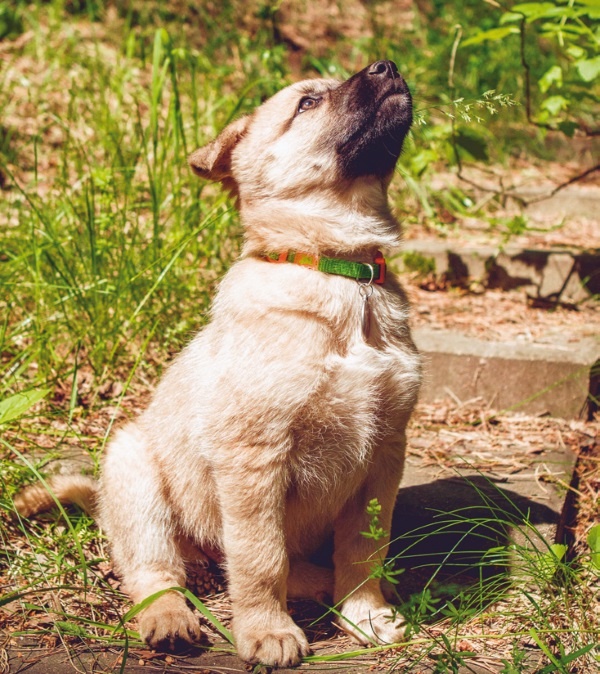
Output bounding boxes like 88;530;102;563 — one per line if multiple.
0;2;291;398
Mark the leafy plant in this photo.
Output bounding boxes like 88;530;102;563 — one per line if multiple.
0;388;49;425
0;2;24;40
463;1;600;136
398;251;437;278
361;497;387;541
587;524;600;571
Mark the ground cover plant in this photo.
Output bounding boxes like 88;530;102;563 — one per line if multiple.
1;1;599;672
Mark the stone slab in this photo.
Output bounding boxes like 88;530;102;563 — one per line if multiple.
518;184;600;221
393;444;577;570
413;327;600;419
396;240;600;303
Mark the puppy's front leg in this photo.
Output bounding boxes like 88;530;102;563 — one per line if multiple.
216;451;309;667
333;432;407;645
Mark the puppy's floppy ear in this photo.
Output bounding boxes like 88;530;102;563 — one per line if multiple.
188;115;251;182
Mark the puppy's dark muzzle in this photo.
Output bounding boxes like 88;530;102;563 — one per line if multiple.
335;59;411;110
334;60;413;179
367;60;410;98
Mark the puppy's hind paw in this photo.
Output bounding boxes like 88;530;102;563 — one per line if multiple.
337;602;406;646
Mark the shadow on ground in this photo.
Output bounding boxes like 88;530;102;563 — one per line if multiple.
384;475;560;607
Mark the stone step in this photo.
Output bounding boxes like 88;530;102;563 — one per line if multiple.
394;441;577;578
413;327;599;419
391;433;578;674
397;239;600;304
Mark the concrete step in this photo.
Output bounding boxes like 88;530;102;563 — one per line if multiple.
395;438;577;580
394;236;600;418
413;327;599;419
397;239;600;304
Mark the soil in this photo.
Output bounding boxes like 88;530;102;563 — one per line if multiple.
407;283;600;342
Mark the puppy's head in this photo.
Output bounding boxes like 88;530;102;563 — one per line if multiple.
189;60;412;201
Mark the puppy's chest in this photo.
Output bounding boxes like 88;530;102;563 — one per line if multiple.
288;341;410;495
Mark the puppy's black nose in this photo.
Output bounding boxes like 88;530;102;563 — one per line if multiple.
368;60;398;79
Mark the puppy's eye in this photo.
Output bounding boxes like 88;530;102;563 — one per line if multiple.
297;96;321;113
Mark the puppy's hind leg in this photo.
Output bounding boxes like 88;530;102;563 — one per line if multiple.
101;424;202;650
287;560;334;603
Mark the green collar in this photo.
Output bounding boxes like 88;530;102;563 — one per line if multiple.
262;250;386;284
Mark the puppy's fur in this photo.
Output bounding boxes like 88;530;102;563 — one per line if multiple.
16;61;421;667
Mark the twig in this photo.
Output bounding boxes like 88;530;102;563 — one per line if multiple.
578;122;600;137
448;25;463;90
455;162;600;208
521;162;600;204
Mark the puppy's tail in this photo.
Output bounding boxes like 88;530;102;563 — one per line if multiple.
14;475;98;518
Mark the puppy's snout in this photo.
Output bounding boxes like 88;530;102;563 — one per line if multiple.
367;60;398;80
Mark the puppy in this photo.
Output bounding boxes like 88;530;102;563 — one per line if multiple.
16;60;421;667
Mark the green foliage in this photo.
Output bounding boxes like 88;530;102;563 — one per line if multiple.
0;2;24;40
120;586;234;645
528;627;597;674
0;9;290;389
361;497;387;541
500;643;530;673
463;1;600;134
360;498;406;586
366;473;600;672
0;388;49;425
431;633;477;674
534;543;568;582
399;251;436;277
587;524;600;571
400;587;442;637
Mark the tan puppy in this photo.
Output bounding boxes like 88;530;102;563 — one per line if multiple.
16;60;421;667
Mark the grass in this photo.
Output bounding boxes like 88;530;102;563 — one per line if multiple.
384;495;599;673
1;1;599;672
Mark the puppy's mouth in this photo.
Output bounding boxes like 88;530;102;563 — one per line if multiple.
375;87;410;113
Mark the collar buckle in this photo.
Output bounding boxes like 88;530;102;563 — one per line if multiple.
265;251;289;264
374;251;386;284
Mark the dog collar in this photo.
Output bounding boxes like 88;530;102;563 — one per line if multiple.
262;250;386;284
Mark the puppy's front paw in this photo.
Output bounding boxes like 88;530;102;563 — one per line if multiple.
139;593;202;650
234;612;310;666
337;599;405;645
